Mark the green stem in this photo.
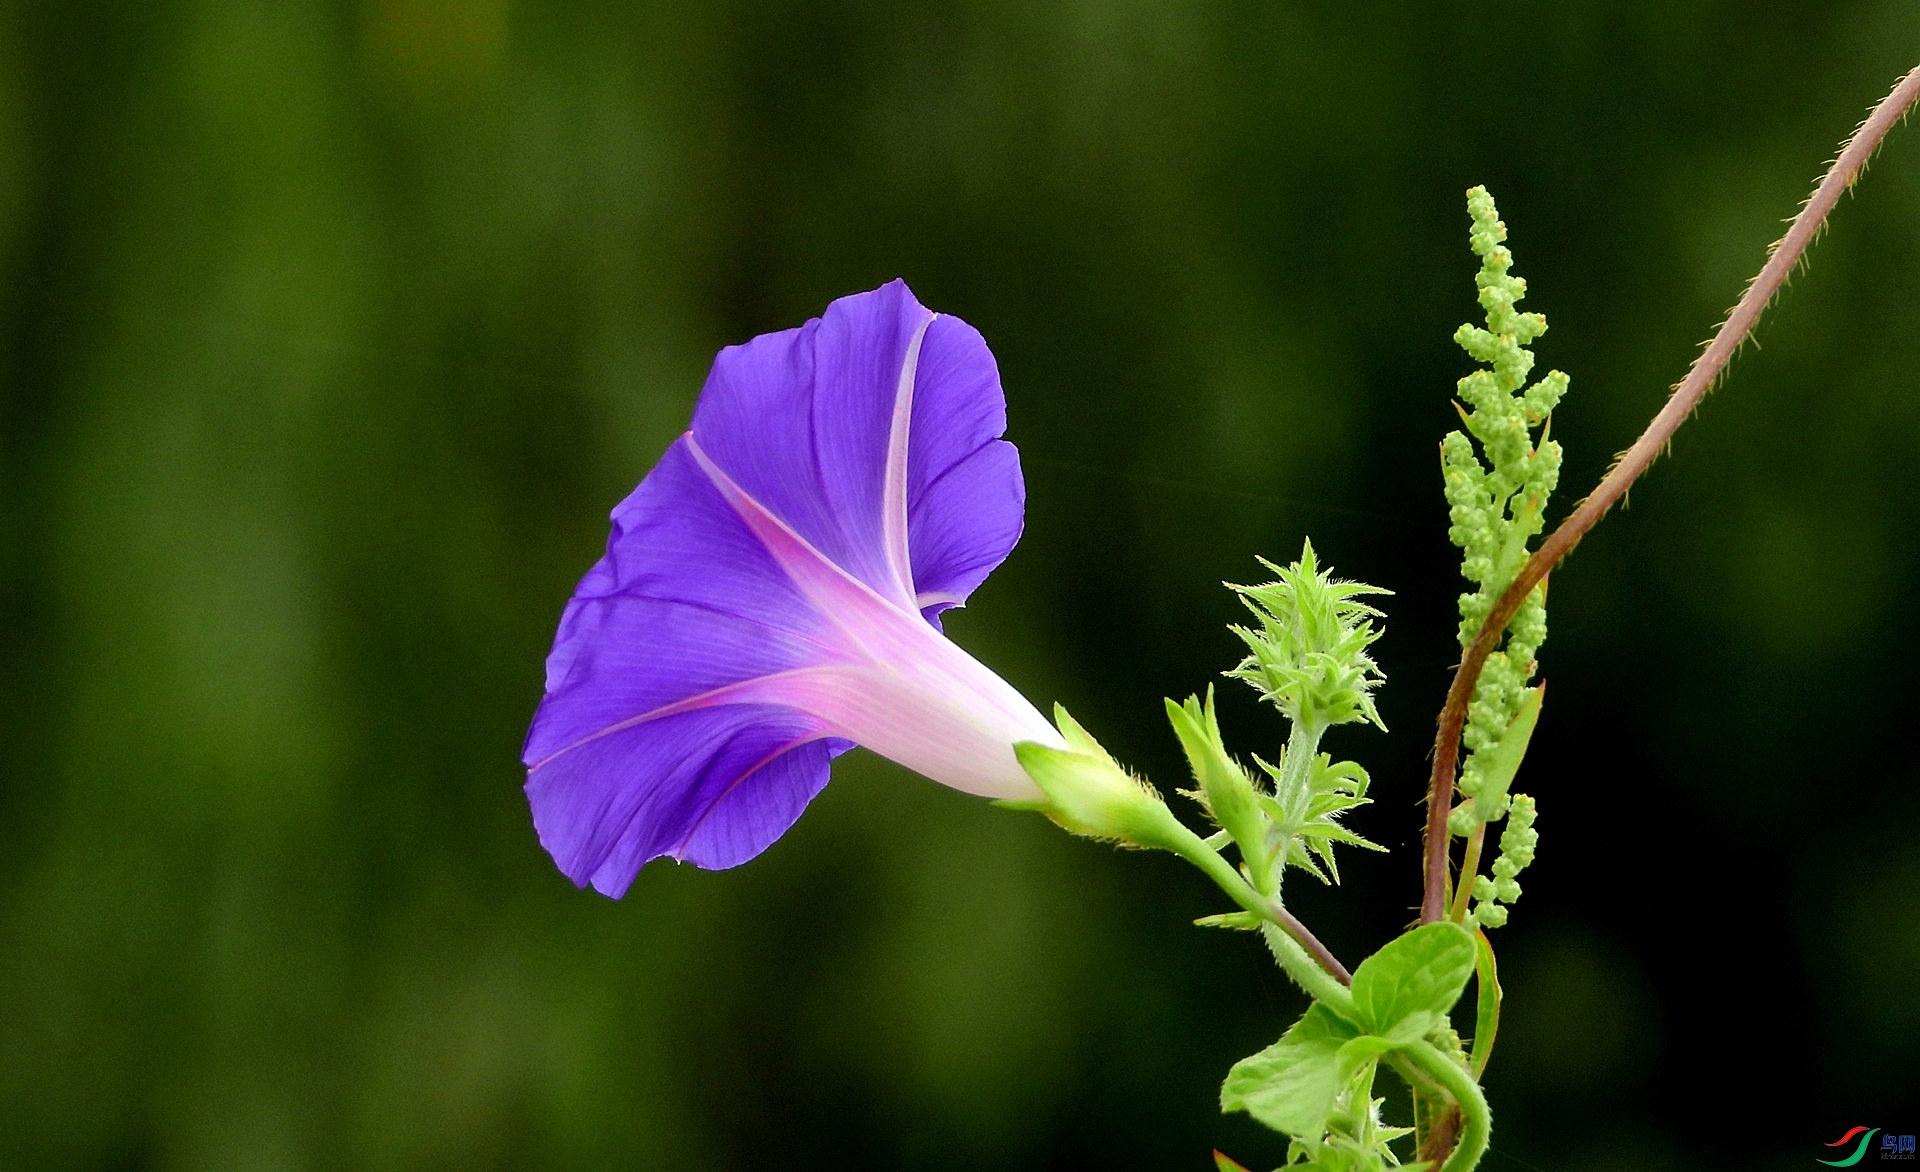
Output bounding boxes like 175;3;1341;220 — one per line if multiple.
1275;721;1324;816
1447;823;1487;924
1404;1040;1490;1172
1261;721;1323;898
1259;922;1353;1009
1164;824;1354;1000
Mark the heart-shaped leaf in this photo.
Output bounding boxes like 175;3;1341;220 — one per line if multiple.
1220;1004;1357;1137
1349;922;1476;1034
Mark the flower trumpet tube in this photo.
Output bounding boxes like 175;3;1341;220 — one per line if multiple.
523;281;1061;896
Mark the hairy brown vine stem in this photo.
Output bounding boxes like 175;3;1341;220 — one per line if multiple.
1419;63;1920;925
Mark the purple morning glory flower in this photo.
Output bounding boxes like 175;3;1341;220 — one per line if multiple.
524;280;1061;896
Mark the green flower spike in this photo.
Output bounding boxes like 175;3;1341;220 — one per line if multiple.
1441;186;1565;930
1468;794;1539;930
1226;539;1390;738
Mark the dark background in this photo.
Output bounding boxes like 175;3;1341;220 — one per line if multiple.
4;3;1917;1169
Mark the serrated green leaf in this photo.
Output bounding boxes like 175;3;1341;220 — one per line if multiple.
1286;838;1331;885
1224;541;1391;733
1328;787;1370;812
1348;922;1477;1034
1307;835;1341;884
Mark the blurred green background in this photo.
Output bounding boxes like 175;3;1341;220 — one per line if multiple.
4;3;1918;1169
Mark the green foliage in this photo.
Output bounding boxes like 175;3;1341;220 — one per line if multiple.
1021;190;1598;1170
1251;750;1384;887
1222;1005;1368;1138
1169;689;1274;889
1227;540;1390;736
1221;925;1480;1166
1468;932;1501;1080
1157;542;1394;903
1348;923;1477;1036
1162;542;1393;897
1221;1004;1417;1170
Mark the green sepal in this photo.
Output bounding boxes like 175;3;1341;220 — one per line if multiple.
1053;704;1113;758
1007;705;1189;853
1348;922;1477;1035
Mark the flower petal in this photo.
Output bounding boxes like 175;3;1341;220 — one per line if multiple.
690;280;1025;614
525;438;856;891
690;280;929;605
525;440;842;766
909;438;1024;622
904;313;1026;616
528;704;831;895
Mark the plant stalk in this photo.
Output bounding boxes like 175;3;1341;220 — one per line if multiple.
1419;63;1920;923
1167;824;1354;992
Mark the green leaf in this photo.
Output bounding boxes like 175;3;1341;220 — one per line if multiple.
1462;683;1543;827
1381;1011;1438;1047
1194;910;1263;931
1334;1034;1401;1069
1348;922;1477;1034
1469;929;1502;1079
1220;1004;1358;1137
1166;690;1269;885
1212;1152;1252;1172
